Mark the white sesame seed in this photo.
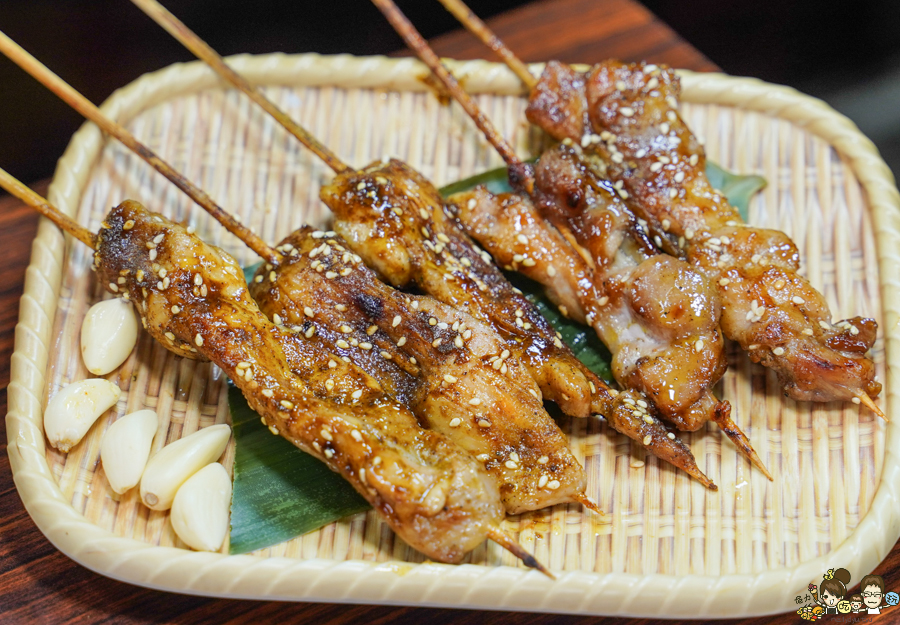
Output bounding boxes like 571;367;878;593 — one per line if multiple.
351;389;363;400
802;328;814;336
305;326;317;338
773;347;785;356
448;418;462;428
668;188;678;199
397;337;407;347
643;435;652;446
477;419;491;428
304;307;314;318
262;389;274;398
171;305;180;314
620;106;635;117
432;338;442;347
547;480;560;490
337;340;350;349
674;171;685;183
538;475;549;488
792;296;806;305
280;400;294;409
505;460;518;469
477;454;490;462
359;342;372;350
694;339;704;352
852;397;862;405
719;278;731;286
194;334;203;347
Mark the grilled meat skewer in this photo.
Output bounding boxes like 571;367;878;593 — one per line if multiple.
250;226;602;513
0;171;549;572
526;60;881;412
450;185;717;487
431;1;881;414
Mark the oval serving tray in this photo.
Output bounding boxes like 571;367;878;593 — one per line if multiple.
6;53;900;618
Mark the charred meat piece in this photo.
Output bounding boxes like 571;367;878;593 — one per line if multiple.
94;199;509;564
526;60;880;407
249;226;598;514
451;185;716;488
321;158;598;421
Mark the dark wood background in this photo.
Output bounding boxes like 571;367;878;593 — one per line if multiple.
1;0;898;623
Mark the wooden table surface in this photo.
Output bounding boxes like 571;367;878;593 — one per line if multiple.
1;0;896;623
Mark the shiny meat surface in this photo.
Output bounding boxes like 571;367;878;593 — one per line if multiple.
94;200;506;563
321;159;597;421
249;226;595;514
451;186;716;488
526;60;880;405
530;143;728;432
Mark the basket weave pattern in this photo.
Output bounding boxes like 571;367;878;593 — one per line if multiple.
7;55;899;617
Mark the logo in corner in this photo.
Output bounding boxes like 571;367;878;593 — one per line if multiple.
796;569;898;621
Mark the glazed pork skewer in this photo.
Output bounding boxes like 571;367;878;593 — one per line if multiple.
5;14;603;513
0;169;549;573
532;61;883;415
435;0;883;418
131;0;718;488
372;0;773;479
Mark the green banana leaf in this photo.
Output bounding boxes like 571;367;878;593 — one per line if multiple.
228;160;765;554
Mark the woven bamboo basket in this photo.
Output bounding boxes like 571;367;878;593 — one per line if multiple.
6;54;900;618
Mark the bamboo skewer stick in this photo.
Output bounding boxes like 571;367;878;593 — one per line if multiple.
0;30;280;266
436;0;537;90
856;392;887;421
0;167;95;248
371;0;533;193
129;0;351;176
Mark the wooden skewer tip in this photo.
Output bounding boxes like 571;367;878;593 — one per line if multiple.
856;392;887;421
485;525;555;579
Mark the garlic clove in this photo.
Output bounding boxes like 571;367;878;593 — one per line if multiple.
81;298;138;376
140;424;231;510
100;409;159;494
44;379;121;452
170;462;232;552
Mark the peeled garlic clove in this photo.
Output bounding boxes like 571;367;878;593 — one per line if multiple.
44;379;121;452
140;424;231;510
100;409;159;494
81;298;138;375
170;462;232;552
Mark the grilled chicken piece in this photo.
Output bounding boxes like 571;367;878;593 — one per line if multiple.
452;185;721;487
249;226;598;514
526;60;880;406
528;143;730;435
321;158;599;421
94;199;510;564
